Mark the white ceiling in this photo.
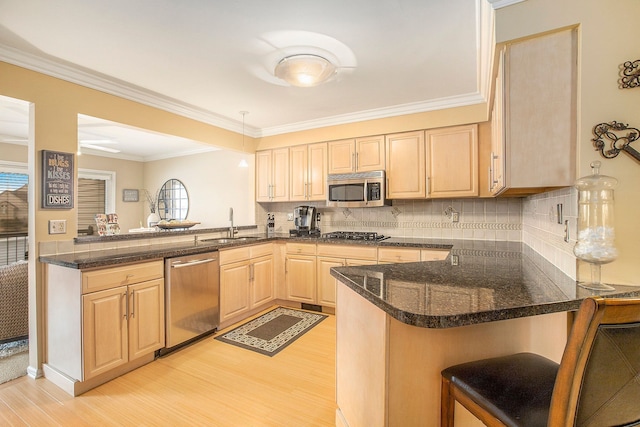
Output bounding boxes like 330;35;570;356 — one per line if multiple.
0;0;519;160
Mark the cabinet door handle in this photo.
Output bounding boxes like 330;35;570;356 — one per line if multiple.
426;176;431;196
490;151;499;190
285;258;288;274
352;152;356;172
130;290;135;318
250;264;254;281
122;291;128;320
355;152;359;170
489;166;493;191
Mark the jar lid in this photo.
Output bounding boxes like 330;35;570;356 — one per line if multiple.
574;161;618;190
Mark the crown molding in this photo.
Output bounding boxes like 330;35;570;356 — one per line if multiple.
259;92;486;137
0;43;253;135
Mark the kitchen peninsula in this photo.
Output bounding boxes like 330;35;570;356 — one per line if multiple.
330;242;640;427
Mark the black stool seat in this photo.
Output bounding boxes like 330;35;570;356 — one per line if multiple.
442;353;559;427
441;298;640;427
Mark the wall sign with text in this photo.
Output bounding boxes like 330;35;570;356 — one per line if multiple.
41;150;74;209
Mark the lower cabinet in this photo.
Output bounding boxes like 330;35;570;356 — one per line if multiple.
285;253;317;303
219;244;274;322
285;243;317;304
317;257;344;307
45;259;165;395
378;247;449;264
82;278;164;380
316;244;378;307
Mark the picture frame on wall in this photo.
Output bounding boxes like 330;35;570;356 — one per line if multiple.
41;150;74;209
123;189;139;202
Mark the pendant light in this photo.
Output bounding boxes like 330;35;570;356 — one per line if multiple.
238;111;249;168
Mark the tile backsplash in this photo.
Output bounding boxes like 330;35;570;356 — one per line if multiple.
256;198;523;241
521;187;577;279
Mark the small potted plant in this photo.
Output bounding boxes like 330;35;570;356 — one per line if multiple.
144;189;160;227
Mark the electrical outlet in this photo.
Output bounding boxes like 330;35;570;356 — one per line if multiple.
49;219;67;234
287;213;294;221
451;255;459;266
451;212;459;223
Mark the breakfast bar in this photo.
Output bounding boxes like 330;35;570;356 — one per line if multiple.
330;242;640;427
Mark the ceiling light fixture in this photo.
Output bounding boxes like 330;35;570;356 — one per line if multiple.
238;111;249;168
274;54;337;87
79;143;121;153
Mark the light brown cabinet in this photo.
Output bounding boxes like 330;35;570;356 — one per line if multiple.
289;142;328;201
386;126;478;200
45;260;164;395
285;243;317;304
219;244;274;322
378;247;449;264
492;28;577;196
425;124;478;198
328;135;385;174
316;244;378;307
385;131;426;199
82;277;164;380
256;148;289;202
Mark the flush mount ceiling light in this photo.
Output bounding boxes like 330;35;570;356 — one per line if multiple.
274;54;337;87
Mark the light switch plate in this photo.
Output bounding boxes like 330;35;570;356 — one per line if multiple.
49;219;67;234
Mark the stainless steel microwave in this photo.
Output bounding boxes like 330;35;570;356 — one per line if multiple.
327;170;390;208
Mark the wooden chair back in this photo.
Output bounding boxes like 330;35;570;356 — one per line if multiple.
549;297;640;426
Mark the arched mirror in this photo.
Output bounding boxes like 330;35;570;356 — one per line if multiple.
158;179;189;220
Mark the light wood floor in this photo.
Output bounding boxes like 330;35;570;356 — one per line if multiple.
0;306;336;426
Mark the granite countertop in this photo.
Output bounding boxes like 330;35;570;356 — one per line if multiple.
39;233;455;269
40;233;640;329
330;242;640;329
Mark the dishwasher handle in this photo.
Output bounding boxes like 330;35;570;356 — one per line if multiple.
170;258;217;269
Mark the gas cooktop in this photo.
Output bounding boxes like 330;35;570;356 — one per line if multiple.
321;231;389;241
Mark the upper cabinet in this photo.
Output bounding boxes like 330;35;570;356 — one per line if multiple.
256;148;289;202
385;131;426;199
491;28;577;196
425;124;478;198
386;125;478;200
328;135;385;174
290;142;328;201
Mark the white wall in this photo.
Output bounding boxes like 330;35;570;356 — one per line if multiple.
144;150;255;229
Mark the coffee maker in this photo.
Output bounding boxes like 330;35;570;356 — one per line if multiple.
290;205;320;237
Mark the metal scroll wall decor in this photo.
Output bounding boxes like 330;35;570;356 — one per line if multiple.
592;121;640;163
620;59;640;89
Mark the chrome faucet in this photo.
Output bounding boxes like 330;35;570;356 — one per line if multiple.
228;207;238;238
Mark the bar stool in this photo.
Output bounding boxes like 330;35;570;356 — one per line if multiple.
441;297;640;427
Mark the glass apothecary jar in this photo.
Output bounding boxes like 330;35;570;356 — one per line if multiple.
573;161;618;291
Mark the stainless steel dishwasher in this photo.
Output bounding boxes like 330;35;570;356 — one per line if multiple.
163;251;219;353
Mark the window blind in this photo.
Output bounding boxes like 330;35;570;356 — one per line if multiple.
78;178;105;233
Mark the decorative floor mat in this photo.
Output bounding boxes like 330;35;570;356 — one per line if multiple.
215;307;327;356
